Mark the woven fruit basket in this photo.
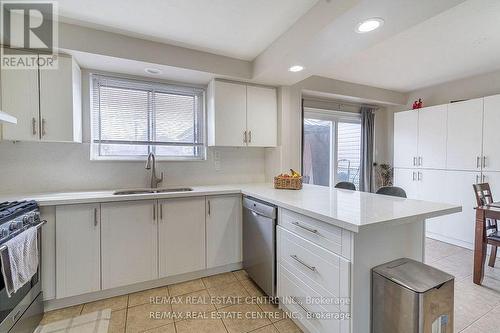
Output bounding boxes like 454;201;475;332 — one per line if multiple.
274;175;303;190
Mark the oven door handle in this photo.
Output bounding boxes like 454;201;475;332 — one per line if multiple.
0;220;47;253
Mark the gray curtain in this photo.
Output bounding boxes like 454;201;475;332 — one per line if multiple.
359;107;375;192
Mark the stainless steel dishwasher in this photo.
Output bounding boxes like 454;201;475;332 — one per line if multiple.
243;196;277;297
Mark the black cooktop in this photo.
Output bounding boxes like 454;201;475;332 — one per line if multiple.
0;201;38;224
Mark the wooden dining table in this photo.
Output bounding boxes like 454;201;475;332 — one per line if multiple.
474;202;500;284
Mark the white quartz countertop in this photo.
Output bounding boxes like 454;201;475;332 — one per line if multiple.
0;183;461;232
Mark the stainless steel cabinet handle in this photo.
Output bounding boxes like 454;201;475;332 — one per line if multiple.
413;157;417;166
94;208;98;227
290;254;316;272
248;130;252;143
160;204;163;221
41;118;46;137
412;172;416;181
418;172;422;181
483;156;487;168
482;174;487;182
207;200;211;216
292;221;318;234
477;156;481;168
291;296;315;317
32;118;37;135
153;204;156;222
243;131;247;143
418;156;422;166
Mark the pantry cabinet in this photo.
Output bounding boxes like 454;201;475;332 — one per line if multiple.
207;79;277;147
206;195;242;268
393;110;418;168
101;200;158;289
0;51;82;142
446;98;483;171
482;95;500;171
417;105;447;169
158;197;206;277
55;204;100;298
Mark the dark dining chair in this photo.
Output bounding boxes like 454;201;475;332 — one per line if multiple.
335;181;356;191
376;186;407;198
473;183;500;267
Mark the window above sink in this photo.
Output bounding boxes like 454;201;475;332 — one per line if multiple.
90;74;206;161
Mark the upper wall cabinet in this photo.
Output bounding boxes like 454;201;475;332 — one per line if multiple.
417;104;447;169
207;79;277;147
1;52;82;143
446;98;483;171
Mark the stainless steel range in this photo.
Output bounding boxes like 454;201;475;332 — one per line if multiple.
0;201;44;333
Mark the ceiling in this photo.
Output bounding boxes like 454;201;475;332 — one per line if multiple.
56;0;500;93
56;0;318;61
322;0;500;92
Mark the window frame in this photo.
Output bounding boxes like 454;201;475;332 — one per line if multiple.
90;74;207;162
302;107;361;187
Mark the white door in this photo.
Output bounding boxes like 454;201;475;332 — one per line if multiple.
55;204;100;298
428;171;479;247
246;85;277;147
101;200;158;289
158;197;205;278
209;80;247;147
446;98;484;171
417;105;447;169
206;195;242;269
1;50;39;141
393;110;418;168
39;56;82;142
417;170;448;236
393;168;419;200
482;94;500;171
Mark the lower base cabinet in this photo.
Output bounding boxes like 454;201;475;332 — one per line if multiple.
55;204;100;299
101;200;158;290
206;195;242;268
158;197;206;277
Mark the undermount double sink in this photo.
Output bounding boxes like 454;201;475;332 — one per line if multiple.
113;187;193;195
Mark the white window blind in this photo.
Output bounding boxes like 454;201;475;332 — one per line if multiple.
91;75;205;160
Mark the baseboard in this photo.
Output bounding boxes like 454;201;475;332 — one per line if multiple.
44;262;243;311
426;232;473;250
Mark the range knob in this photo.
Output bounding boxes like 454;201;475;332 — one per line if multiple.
33;212;40;223
0;228;8;238
23;215;30;225
9;221;21;231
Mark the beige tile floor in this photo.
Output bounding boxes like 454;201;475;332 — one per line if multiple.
40;270;301;333
41;238;500;333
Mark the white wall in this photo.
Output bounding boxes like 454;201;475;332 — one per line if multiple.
0;69;265;195
386;68;500;162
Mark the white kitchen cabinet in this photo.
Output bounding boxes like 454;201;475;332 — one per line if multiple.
55;204;100;298
393;168;419;200
446;98;483;171
207;79;277;147
246;85;277;147
417;105;447;169
0;49;39;141
206;195;242;268
158;197;206;278
39;55;82;142
101;200;158;289
0;51;82;142
207;80;247;147
482;94;500;171
393;110;418;168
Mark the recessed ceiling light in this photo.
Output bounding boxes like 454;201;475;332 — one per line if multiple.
289;65;304;72
145;68;162;75
356;18;384;33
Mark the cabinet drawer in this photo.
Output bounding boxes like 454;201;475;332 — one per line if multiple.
277;226;350;299
278;264;350;333
279;208;351;259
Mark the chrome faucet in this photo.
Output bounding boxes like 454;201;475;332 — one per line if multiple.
145;152;163;188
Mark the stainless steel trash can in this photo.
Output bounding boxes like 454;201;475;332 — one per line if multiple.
372;258;454;333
